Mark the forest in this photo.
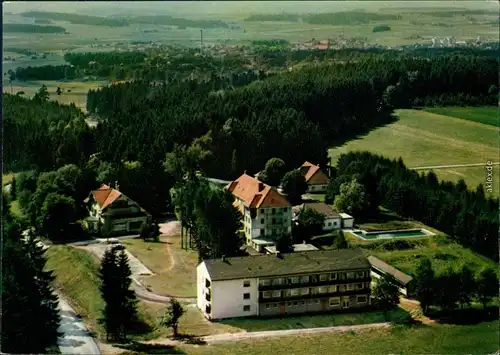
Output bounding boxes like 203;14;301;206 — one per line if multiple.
326;152;499;261
21;11;129;27
305;11;401;25
126;15;229;29
19;11;230;29
3;23;67;34
13;65;77;81
244;11;401;25
244;14;301;22
4;53;498;261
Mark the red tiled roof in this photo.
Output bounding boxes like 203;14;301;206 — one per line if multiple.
300;162;329;185
90;184;122;210
226;174;291;208
314;44;329;50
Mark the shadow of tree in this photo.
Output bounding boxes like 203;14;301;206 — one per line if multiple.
115;341;186;354
176;333;207;345
427;306;498;325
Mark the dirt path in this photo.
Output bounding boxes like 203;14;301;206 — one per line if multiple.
145;322;391;346
410;162;499;170
399;298;436;325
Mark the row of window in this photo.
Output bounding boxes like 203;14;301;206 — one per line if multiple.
261;282;370;299
259;271;368;286
263;295;368;310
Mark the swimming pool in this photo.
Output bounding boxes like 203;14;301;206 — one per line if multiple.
352;228;434;240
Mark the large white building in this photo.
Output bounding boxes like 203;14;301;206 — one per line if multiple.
197;249;373;320
226;174;292;252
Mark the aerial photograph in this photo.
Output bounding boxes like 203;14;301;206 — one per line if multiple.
2;1;499;354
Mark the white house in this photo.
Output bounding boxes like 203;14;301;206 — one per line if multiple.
83;184;151;236
226;174;292;252
197;249;373;320
292;202;342;231
339;213;355;229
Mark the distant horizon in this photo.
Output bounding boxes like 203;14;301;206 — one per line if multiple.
3;1;498;19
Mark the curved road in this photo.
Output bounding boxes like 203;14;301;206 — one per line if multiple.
57;296;100;355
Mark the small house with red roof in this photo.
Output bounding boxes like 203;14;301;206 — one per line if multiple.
299;161;329;193
226;174;292;252
83;183;151;236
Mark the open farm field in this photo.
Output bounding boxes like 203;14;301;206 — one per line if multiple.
2;7;499;52
329;109;499;195
2;79;108;111
423;106;498;127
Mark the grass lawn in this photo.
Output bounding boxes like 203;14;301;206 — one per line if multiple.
418;165;499;196
329;109;499;195
121;235;198;298
179;321;499;355
423;106;498;127
369;239;498;277
45;245;105;337
46;245;158;341
218;308;409;332
139;302;240;340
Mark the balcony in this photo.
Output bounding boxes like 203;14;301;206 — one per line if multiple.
259;276;372;291
259;288;368;303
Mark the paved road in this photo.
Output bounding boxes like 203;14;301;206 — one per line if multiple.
57;296;100;355
410;162;499;170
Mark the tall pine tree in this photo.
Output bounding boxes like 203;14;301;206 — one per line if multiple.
99;246;138;342
1;200;61;353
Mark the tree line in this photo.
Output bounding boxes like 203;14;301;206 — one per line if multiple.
3;23;67;34
414;257;498;314
21;11;129;27
244;11;401;25
1;197;61;354
20;11;230;29
4;90;94;172
326;151;499;261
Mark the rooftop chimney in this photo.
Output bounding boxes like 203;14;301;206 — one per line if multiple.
258;182;264;192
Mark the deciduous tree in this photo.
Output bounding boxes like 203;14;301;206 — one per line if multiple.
281;170;308;205
372;274;400;320
414;258;435;313
160;299;185;338
476;267;498;309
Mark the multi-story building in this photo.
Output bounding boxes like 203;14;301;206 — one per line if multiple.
197;248;372;320
226;173;292;252
83;184;151;236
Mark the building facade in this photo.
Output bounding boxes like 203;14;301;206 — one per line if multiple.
293;202;342;231
83;184;151;236
197;249;372;320
226;174;292;251
299;161;329;193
